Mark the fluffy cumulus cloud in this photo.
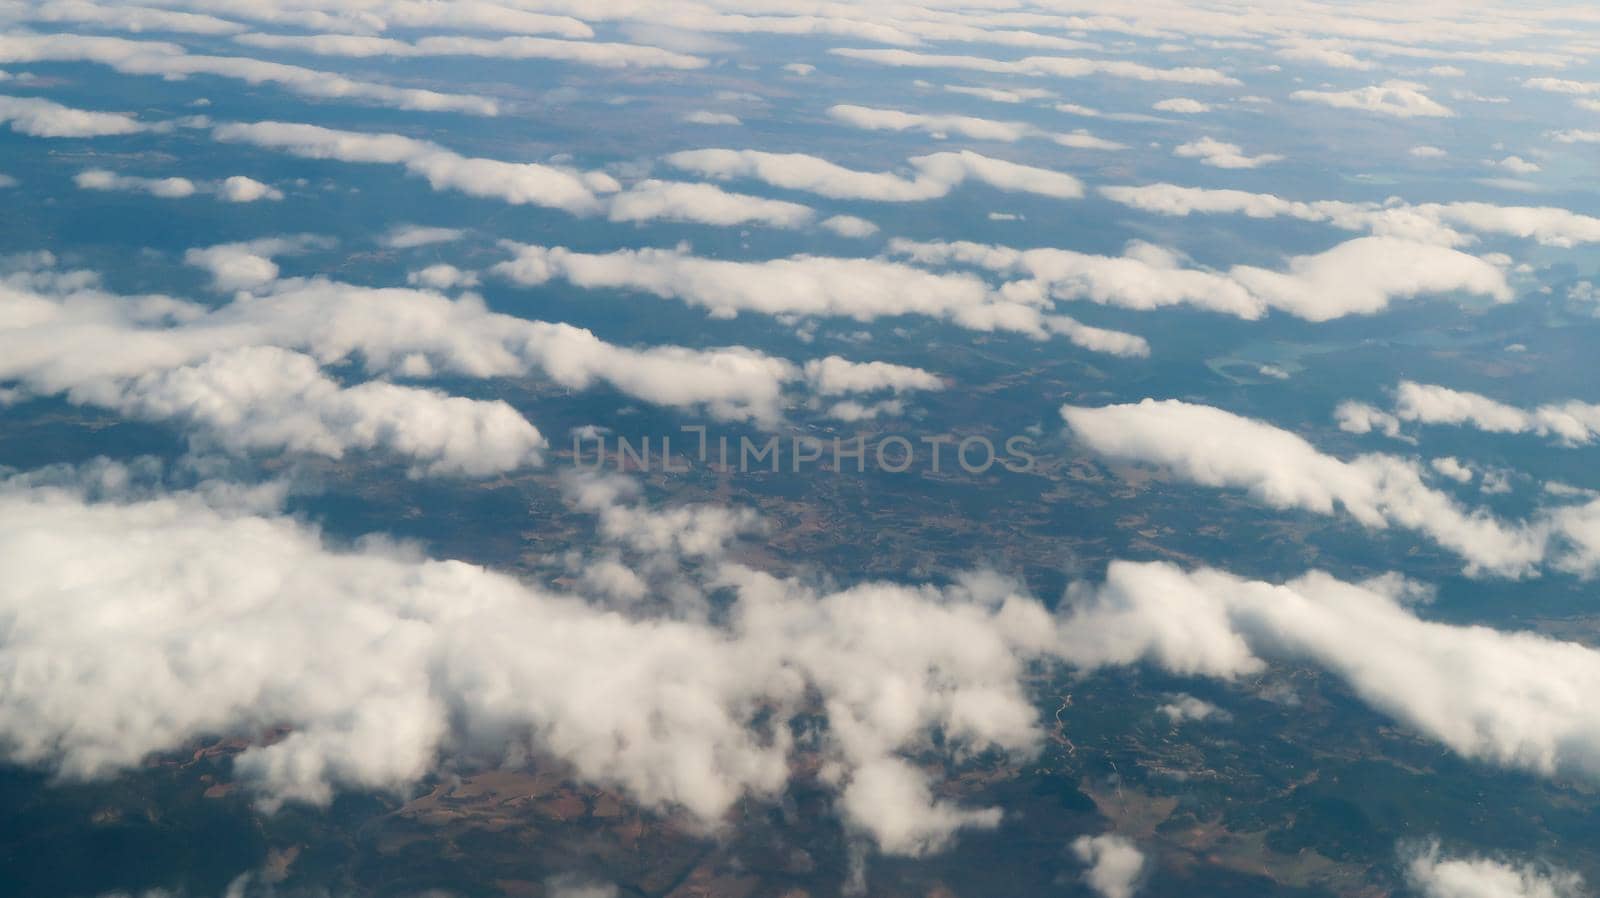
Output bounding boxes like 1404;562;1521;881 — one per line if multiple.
0;33;499;115
1153;97;1210;113
0;254;917;471
491;241;1150;354
1060;399;1547;577
0;93;147;137
109;345;548;476
1072;834;1147;898
1173;137;1283;169
1406;843;1584;898
665;147;1085;202
892;235;1509;322
1290;80;1454;117
75;169;282;202
828;47;1239;86
231;32;707;70
1100;183;1600;248
606;179;816;229
212;121;618;214
0;477;1065;854
826;104;1124;149
1058;560;1600;782
214;121;826;229
1349;381;1600;446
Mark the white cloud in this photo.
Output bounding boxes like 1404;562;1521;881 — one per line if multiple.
1100;183;1600;248
0;477;1063;854
829;47;1239;86
1407;842;1583;898
217;175;282;202
0;255;860;430
666;147;1084;202
1153;97;1211;113
1061;399;1547;577
893;235;1510;322
381;225;466;249
407;264;479;290
1173;136;1283;169
20;0;248;35
820;215;878;238
606;179;815;229
827;104;1123;149
75;169;282;202
184;235;324;291
1158;694;1224;723
945;84;1053;104
232;32;707;70
1291;80;1454;117
1072;834;1146;898
802;356;942;395
683;110;741;125
110;345;546;476
1525;77;1600;96
491;241;1149;353
1411;145;1448;158
213;121;617;215
1060;559;1600;777
1493;155;1542;174
76;169;197;199
1384;381;1600;446
0;33;499;115
827;103;1034;142
0;93;146;137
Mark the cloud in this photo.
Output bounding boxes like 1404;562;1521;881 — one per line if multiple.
1411;145;1448;158
1060;559;1600;779
827;103;1034;142
828;48;1239;85
1072;834;1146;898
683;110;740;125
1493;155;1541;175
407;264;479;290
184;235;324;291
109;345;547;476
1158;694;1224;723
1368;381;1600;447
1290;80;1454;117
802;356;942;395
892;235;1509;321
0;93;146;137
1173;136;1283;168
232;32;707;70
665;147;1084;202
0;477;1062;855
1100;182;1600;248
491;241;1150;353
19;0;248;35
1061;399;1547;577
0;33;499;115
945;84;1054;104
75;169;282;202
606;179;816;229
1406;843;1583;898
0;254;863;432
1153;97;1211;113
826;104;1123;149
381;225;466;249
820;215;878;237
213;121;617;214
